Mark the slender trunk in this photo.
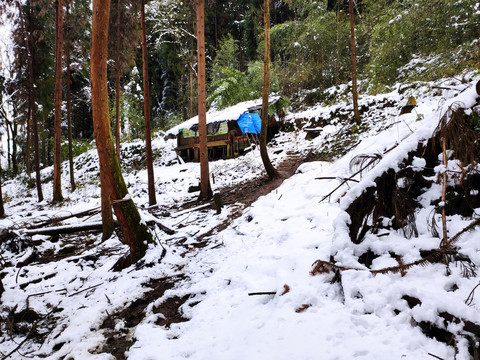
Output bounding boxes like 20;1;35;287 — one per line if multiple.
42;116;46;167
349;0;360;125
53;0;64;202
260;0;279;179
26;104;31;176
214;5;218;49
0;166;5;218
441;135;449;270
91;0;152;265
6;122;11;169
141;0;156;206
189;57;194;118
99;0;115;240
239;43;245;72
335;10;341;86
100;171;114;240
65;0;75;191
196;0;212;201
189;38;195;118
11;122;18;174
115;0;121;162
19;1;43;201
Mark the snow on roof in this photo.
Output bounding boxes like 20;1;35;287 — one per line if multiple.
164;96;280;137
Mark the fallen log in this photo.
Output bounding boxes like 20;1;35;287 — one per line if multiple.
170;203;211;218
23;222;104;236
27;206;101;229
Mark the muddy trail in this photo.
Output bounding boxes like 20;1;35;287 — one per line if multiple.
187;151;306;243
220;150;305;208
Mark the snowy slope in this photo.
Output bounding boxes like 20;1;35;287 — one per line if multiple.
1;73;480;360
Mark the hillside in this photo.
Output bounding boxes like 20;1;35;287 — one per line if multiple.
2;72;480;359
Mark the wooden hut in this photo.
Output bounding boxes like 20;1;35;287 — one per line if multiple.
165;98;280;162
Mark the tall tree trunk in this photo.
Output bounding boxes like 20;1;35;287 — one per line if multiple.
115;0;121;162
6;122;11;169
349;0;360;125
11;122;18;174
441;135;449;270
91;0;152;265
19;1;43;201
100;170;114;240
196;0;212;201
41;116;46;168
0;166;5;218
189;37;195;119
25;104;31;176
189;51;194;119
140;0;156;206
53;0;64;202
335;9;341;86
260;0;279;179
65;0;75;191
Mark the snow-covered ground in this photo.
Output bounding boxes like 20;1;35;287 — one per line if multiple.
1;73;480;359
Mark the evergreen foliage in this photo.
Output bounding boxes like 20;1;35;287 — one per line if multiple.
1;0;480;164
364;0;480;88
208;35;280;109
270;2;350;95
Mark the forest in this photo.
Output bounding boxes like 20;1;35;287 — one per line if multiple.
0;0;478;179
1;0;480;359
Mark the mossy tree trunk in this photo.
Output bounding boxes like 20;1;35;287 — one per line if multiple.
53;0;64;202
91;0;152;264
196;0;212;201
260;0;279;179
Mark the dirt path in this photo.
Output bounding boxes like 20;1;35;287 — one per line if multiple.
194;151;305;243
220;151;304;208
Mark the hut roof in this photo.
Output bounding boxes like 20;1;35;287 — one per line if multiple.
164;96;280;138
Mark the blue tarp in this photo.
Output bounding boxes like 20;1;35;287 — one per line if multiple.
237;112;261;134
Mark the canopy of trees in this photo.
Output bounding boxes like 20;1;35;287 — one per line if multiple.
0;0;478;180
